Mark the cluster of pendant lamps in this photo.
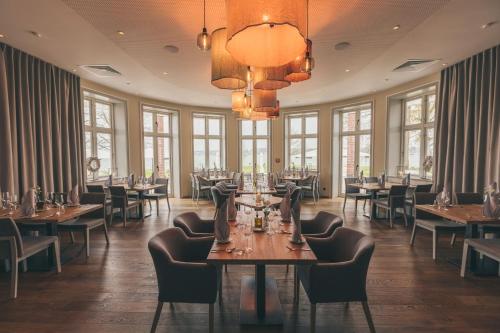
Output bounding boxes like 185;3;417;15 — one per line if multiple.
196;0;315;120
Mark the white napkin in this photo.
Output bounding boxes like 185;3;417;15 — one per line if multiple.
378;173;385;186
483;182;500;218
280;188;292;222
68;185;80;205
228;191;237;221
290;198;302;243
214;197;230;243
268;173;274;190
128;173;135;187
21;189;36;217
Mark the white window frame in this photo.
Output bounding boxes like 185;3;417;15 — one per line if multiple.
238;120;271;174
84;97;115;180
401;91;436;178
192;113;226;170
285;112;319;170
142;105;174;194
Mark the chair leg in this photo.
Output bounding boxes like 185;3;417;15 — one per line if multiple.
460;241;469;277
363;199;367;211
156;198;160;216
362;301;376;333
450;233;456;247
294;266;299;304
209;303;214;333
10;256;18;299
343;196;347;212
141;202;145;222
389;208;394;228
122;208;127;227
69;232;75;244
103;222;110;244
148;199;152;213
310;303;316;333
53;240;62;273
432;230;438;261
402;209;408;227
84;228;90;257
410;222;417;245
21;260;28;273
150;301;163;333
355;198;358;213
166;194;170;211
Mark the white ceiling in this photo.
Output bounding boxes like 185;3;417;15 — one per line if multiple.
0;0;499;108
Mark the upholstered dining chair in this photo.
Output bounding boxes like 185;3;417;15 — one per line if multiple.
57;192;109;257
86;184;105;193
410;193;465;260
109;186;143;226
0;218;61;298
370;185;408;228
296;227;376;333
144;178;170;215
195;175;212;203
148;228;218;333
405;183;434;221
173;212;214;237
301;211;344;238
343;177;371;213
455;192;499;238
298;175;317;203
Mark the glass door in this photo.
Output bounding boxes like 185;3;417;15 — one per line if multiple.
240;120;270;176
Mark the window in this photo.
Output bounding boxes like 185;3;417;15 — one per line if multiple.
285;112;318;170
142;106;174;192
192;114;226;170
239;120;271;174
84;97;115;180
338;103;372;193
402;93;435;178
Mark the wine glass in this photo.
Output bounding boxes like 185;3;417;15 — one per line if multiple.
55;193;64;216
2;192;10;210
8;194;18;215
243;220;253;253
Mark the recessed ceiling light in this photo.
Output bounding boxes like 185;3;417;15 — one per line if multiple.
442;63;447;67
481;21;497;29
392;25;400;30
334;42;351;51
28;30;42;38
125;81;131;85
164;45;180;54
0;34;4;38
162;72;168;75
345;69;351;73
117;30;125;36
385;78;389;81
72;69;77;72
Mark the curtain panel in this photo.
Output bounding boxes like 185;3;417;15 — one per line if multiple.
0;43;85;196
435;44;500;194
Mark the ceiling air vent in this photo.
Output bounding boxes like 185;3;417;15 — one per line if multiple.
80;64;121;77
393;59;440;72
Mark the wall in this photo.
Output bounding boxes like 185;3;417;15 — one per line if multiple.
81;72;439;198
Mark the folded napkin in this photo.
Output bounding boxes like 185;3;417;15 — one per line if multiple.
68;185;80;205
359;170;364;183
280;188;292;222
437;187;450;205
238;173;245;190
21;189;36;217
228;191;237;221
128;174;135;187
268;173;274;190
214;196;230;243
483;182;500;218
378;173;385;186
290;198;302;244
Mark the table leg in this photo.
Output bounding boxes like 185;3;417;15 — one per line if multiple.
256;264;266;319
465;224;498;275
46;222;58;268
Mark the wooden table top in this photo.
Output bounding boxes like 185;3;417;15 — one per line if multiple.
200;176;233;182
236;188;278;195
108;183;164;192
206;213;317;265
415;204;500;225
0;204;102;223
349;182;412;191
234;195;282;210
282;176;311;181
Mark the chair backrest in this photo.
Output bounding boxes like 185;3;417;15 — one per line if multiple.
86;185;105;193
310;211;343;236
109;186;128;207
189;173;196;187
344;177;360;194
232;172;241;183
415;184;433;193
364;176;378;184
414;192;439;219
80;192;106;219
455;192;483;204
154;178;169;194
389;185;408;196
299;175;315;186
0;218;23;257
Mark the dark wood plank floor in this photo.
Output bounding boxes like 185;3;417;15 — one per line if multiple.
1;198;500;332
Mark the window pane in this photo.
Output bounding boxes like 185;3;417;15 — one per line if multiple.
241;139;253;174
359;135;371;176
143;112;154;132
305;116;317;134
290;138;302;168
425;128;434;178
157;137;170;180
157;113;170;134
95;102;112;128
255;139;268;173
404;129;421;175
427;95;435;123
193;117;205;135
208;118;220;135
359;109;371;130
85;132;92;159
96;133;112;177
304;138;317;170
342;111;356;132
290;118;302;135
208;139;221;169
241;120;253;136
84;99;91;126
255;120;268;136
144;136;154;178
341;135;356;192
193;139;206;170
405;98;422;125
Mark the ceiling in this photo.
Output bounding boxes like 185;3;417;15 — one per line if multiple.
0;0;499;108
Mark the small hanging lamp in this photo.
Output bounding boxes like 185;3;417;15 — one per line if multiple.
285;39;312;82
300;0;314;73
196;0;211;51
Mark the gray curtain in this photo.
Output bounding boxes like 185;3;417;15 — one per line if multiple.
0;43;85;196
435;44;500;193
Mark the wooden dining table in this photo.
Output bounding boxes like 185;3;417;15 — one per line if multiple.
235;195;282;210
415;204;500;273
206;213;317;325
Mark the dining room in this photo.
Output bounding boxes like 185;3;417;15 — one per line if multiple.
0;0;500;332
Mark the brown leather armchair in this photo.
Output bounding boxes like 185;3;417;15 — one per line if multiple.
297;227;376;333
302;211;343;238
173;212;214;237
148;228;217;333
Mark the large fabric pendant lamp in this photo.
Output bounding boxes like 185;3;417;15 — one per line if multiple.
225;0;308;67
196;0;211;51
253;89;277;112
285;39;312;82
211;28;247;89
254;66;291;90
231;90;248;112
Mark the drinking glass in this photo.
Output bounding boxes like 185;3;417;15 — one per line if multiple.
55;193;64;216
2;192;10;209
8;194;17;215
243;221;253;253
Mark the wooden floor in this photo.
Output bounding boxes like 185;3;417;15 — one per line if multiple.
1;197;500;333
